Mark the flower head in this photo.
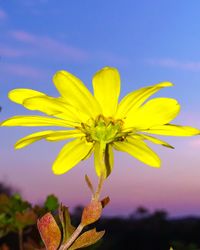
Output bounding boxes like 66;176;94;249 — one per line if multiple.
1;67;199;178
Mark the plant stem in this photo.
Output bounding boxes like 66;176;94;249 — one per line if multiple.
58;224;84;250
18;229;23;250
59;174;105;250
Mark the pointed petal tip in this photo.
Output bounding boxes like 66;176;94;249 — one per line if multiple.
151;161;161;168
53;70;77;81
95;66;120;80
52;166;65;175
156;81;174;87
99;66;119;71
0;120;7;126
14;144;21;150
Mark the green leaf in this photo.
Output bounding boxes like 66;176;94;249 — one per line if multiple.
59;204;76;243
69;228;105;250
44;194;59;212
10;194;31;213
15;210;37;229
37;212;61;250
85;175;94;195
0;194;10;213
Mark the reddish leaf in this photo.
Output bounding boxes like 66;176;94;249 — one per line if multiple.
37;212;61;250
81;201;102;226
69;228;105;250
101;196;110;208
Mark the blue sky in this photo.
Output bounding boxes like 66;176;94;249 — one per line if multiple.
0;0;200;217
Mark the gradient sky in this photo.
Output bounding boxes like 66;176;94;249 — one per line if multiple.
0;0;200;217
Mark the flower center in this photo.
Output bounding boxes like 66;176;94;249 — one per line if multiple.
81;115;125;143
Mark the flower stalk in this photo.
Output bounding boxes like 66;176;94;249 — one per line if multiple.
58;224;84;250
58;174;105;250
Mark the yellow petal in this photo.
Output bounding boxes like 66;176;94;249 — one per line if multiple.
53;70;101;119
124;98;180;129
94;142;114;178
15;130;53;149
46;130;84;141
113;137;161;167
92;67;120;117
23;96;84;122
15;130;84;149
132;134;174;149
143;124;200;136
115;82;173;119
52;138;93;175
8;88;45;104
1;115;76;127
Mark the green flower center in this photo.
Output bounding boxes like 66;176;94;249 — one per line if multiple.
81;115;125;143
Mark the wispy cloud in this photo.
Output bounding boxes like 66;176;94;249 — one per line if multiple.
9;30;129;65
1;63;47;78
0;44;32;58
146;58;200;71
0;8;7;20
10;30;89;62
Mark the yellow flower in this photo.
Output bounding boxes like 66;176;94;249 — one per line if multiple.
1;67;199;178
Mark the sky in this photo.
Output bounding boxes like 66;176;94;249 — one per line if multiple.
0;0;200;218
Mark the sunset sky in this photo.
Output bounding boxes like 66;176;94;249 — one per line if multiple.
0;0;200;217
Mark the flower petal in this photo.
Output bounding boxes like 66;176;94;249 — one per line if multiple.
143;124;200;136
115;82;173;119
53;70;101;119
94;142;114;178
8;88;45;104
92;67;120;117
1;115;76;127
52;138;93;175
15;130;54;149
132;134;174;149
124;98;180;129
113;137;161;167
23;96;86;122
15;130;84;149
46;130;84;141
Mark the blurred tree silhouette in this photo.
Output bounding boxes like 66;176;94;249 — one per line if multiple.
0;183;15;197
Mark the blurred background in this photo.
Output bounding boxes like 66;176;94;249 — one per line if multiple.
0;0;200;222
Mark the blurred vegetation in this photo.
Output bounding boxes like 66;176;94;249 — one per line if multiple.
0;183;200;250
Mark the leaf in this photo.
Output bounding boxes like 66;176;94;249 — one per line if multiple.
59;204;76;243
10;194;31;213
0;194;10;213
15;210;37;229
81;201;102;226
69;228;105;250
44;194;59;212
85;175;94;195
37;212;61;250
101;196;110;208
